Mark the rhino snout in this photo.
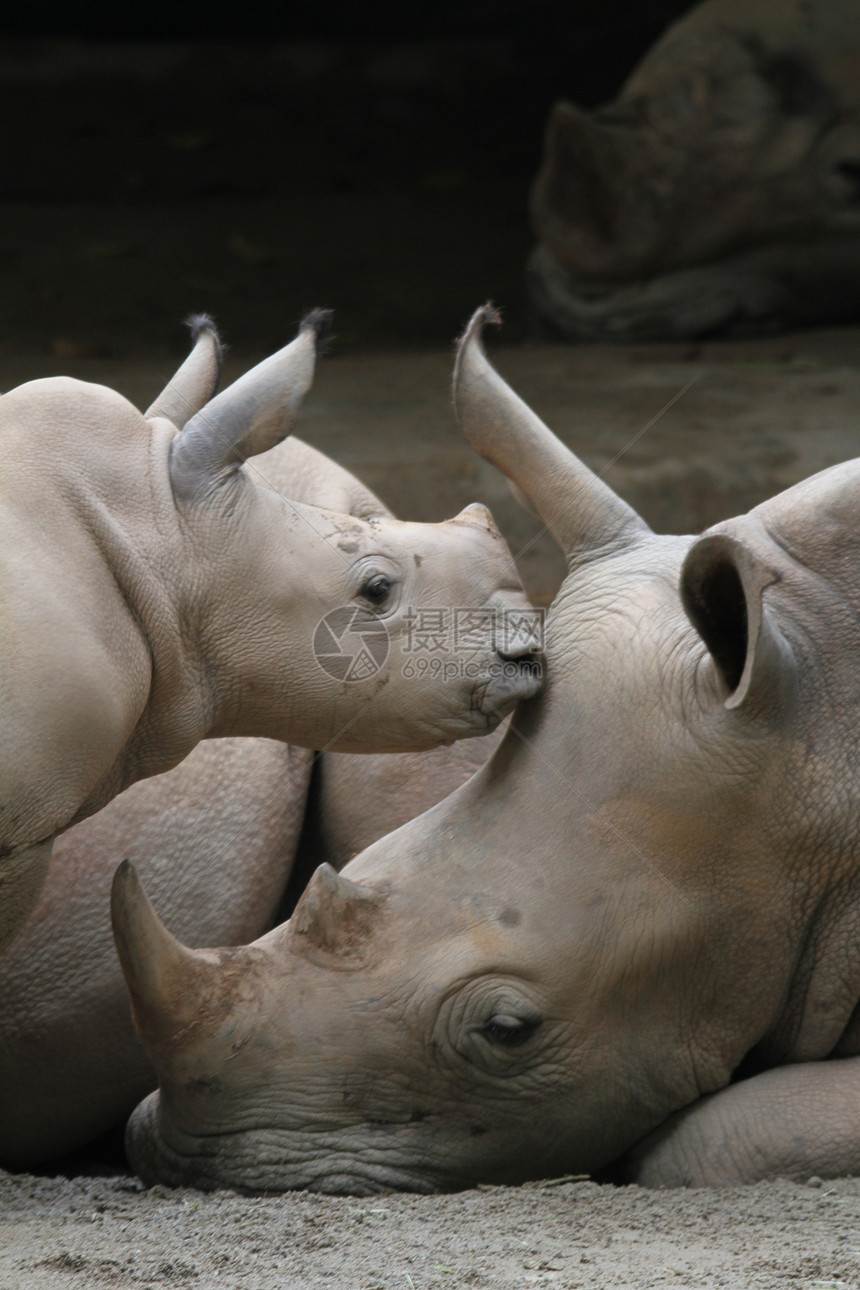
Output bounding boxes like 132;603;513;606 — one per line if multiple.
493;607;545;687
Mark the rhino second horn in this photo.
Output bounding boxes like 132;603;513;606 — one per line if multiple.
111;859;230;1061
169;308;333;501
145;314;223;429
453;305;649;564
288;863;387;969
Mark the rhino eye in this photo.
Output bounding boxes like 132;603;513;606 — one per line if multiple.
482;1014;541;1047
359;574;392;606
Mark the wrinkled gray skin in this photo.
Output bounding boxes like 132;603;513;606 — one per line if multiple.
115;306;860;1194
0;438;496;1166
0;314;540;952
530;0;860;340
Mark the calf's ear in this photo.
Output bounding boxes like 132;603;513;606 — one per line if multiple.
146;314;223;428
169;309;332;502
680;533;794;713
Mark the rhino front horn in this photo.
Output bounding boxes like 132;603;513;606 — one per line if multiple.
169;308;333;501
531;101;654;278
111;860;239;1063
453;305;648;564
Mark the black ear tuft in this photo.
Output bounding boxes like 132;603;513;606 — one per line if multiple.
185;313;224;381
186;312;218;341
300;308;335;357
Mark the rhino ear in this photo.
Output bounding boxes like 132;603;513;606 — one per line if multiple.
111;860;246;1064
285;863;387;970
680;533;794;712
145;314;223;429
169;309;332;502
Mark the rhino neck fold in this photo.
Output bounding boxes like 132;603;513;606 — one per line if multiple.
69;417;216;803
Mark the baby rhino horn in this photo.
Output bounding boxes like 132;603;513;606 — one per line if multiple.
287;863;387;969
111;860;247;1064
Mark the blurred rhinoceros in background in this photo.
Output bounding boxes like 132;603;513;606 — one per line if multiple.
530;0;860;340
113;307;860;1195
0;313;541;953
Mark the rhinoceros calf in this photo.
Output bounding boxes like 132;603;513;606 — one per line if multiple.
0;315;541;952
530;0;860;339
113;307;860;1194
0;436;499;1167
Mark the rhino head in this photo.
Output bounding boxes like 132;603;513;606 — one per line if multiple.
149;314;542;756
530;0;860;338
113;307;860;1193
0;308;542;954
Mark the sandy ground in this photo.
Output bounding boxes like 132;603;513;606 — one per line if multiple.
4;331;860;1286
3;1171;860;1290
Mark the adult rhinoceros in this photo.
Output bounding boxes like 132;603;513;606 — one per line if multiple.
0;314;540;952
114;307;860;1193
530;0;860;339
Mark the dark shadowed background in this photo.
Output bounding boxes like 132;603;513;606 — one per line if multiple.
0;2;697;358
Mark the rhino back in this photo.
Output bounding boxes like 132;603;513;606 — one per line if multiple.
0;381;157;852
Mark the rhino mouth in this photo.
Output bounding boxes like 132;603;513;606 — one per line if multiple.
126;1092;444;1197
473;654;544;727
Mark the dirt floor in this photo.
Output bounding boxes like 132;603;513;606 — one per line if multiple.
4;330;860;1287
3;1170;860;1290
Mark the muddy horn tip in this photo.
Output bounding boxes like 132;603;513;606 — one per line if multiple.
300;308;335;356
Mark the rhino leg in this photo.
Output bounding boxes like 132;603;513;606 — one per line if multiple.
0;840;53;956
618;1057;860;1187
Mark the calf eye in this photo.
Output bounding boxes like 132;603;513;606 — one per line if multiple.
359;574;392;606
482;1014;541;1047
